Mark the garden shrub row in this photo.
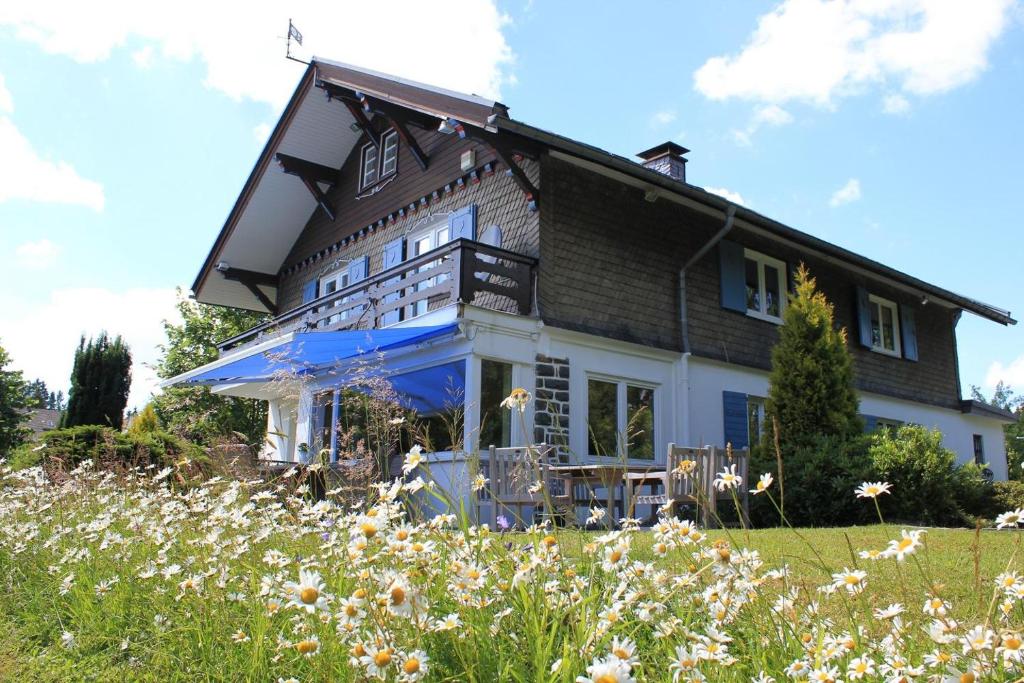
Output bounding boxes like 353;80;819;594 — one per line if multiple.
750;423;998;528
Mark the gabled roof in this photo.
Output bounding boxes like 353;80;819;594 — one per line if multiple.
192;59;507;312
193;59;1015;326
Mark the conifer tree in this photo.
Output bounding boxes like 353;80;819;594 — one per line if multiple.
61;333;132;429
766;264;862;454
0;342;30;456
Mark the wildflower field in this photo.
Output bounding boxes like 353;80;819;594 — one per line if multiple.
1;459;1023;683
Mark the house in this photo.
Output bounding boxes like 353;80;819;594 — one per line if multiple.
164;58;1017;503
23;408;61;440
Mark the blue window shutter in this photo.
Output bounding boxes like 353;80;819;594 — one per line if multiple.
718;240;746;313
449;204;477;241
347;255;369;283
899;305;918;361
862;414;878;432
722;391;749;449
380;238;406;326
855;286;873;348
382;238;405;271
302;279;318;304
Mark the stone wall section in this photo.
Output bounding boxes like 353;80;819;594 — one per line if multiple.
534;354;570;463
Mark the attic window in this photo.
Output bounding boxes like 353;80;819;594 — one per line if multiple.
359;128;398;191
360;143;379;188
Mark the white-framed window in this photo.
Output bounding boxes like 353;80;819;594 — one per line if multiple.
744;248;786;323
319;269;350;326
380;130;399;177
360;142;379;189
359;128;398;190
747;396;767;445
586;376;656;460
868;294;901;356
407;214;452;318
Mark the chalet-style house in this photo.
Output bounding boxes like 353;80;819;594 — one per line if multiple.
166;58;1017;491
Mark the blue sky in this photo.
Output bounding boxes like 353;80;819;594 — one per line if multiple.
0;0;1022;408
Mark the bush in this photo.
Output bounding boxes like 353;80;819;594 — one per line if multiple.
869;425;964;525
6;425;211;480
994;480;1024;513
750;433;875;527
951;461;998;522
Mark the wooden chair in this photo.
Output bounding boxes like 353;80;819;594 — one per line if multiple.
710;445;751;526
477;445;571;528
627;445;714;525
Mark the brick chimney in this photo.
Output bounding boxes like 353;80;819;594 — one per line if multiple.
637;142;689;182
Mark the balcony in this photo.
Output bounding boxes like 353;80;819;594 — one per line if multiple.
217;239;537;353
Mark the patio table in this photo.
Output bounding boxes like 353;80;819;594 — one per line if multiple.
549;462;662;528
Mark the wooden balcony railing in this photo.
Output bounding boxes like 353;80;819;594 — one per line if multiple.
218;239;537;353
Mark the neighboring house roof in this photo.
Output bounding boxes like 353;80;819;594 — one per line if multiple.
960;399;1019;423
23;408;61;437
192;58;1016;327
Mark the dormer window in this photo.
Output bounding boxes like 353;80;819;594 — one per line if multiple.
359;128;398;190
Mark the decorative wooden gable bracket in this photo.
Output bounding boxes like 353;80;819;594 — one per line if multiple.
275;152;338;221
218;267;277;312
340;99;378;149
489;142;539;211
320;82;430;172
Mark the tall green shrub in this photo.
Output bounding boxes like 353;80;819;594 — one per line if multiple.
62;332;132;430
766;265;862;455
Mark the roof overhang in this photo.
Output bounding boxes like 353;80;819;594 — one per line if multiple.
961;399;1019;423
191;59;508;313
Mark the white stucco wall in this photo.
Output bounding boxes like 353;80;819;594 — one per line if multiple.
687;356;1010;479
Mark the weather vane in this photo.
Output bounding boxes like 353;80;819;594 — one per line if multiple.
286;19;308;64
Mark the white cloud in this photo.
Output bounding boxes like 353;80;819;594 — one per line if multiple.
882;92;910;114
732;103;794;145
0;73;12;113
703;186;746;206
649;109;677;127
0;287;181;410
253;122;271;143
694;0;1012;109
829;178;862;207
131;44;154;69
0;1;515;108
15;239;60;269
0;117;105;210
986;355;1024;393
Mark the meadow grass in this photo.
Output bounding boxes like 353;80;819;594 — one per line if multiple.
2;459;1024;682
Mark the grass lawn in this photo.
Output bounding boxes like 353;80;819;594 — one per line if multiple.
560;524;1022;621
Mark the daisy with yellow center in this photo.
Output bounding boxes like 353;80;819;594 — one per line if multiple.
283;568;328;614
996;508;1024;529
884;529;925;562
398;649;429;682
295;636;319;657
713;464;743;492
855;481;893;498
750;472;774;495
831;568;867;594
500;387;532;412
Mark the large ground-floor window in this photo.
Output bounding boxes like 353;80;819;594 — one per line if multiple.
587;376;655;460
479;359;513;450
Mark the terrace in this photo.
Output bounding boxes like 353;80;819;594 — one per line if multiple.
217;238;536;354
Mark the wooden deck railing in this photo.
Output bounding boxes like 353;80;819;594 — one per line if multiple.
217;239;536;353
